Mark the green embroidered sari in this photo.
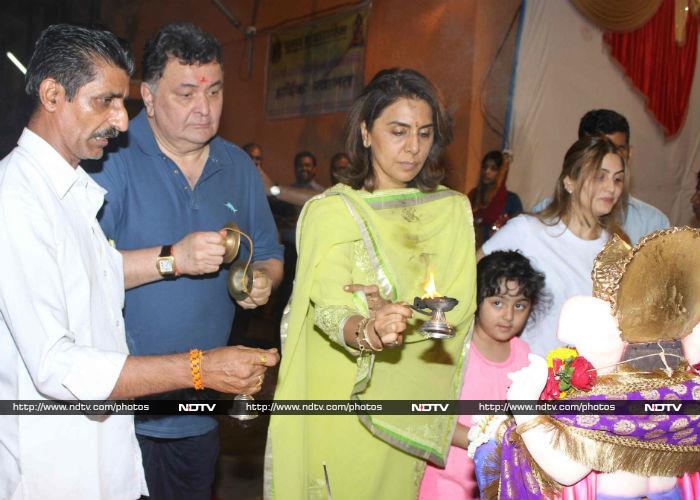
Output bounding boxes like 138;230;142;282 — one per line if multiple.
265;184;476;500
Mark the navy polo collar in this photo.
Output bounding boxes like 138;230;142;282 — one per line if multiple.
130;110;223;161
129;109;224;180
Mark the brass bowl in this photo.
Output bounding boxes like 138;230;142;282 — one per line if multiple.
222;222;242;264
227;261;254;301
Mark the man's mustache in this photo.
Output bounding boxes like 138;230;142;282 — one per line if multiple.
91;128;119;140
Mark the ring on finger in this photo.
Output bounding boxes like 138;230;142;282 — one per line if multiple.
257;375;264;386
259;354;268;364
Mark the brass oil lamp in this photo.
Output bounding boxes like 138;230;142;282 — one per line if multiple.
410;272;459;340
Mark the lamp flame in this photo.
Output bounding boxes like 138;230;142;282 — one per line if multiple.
423;272;439;298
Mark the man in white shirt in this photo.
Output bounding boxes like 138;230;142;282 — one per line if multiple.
0;24;278;500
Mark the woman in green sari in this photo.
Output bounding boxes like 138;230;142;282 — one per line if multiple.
266;68;477;500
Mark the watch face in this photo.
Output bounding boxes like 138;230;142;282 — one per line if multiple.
158;258;174;274
270;185;281;196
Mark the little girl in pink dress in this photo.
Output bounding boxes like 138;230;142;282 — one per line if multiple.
419;250;545;499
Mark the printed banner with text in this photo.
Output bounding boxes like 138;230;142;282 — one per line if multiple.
265;5;369;118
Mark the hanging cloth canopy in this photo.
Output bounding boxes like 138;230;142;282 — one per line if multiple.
570;0;663;32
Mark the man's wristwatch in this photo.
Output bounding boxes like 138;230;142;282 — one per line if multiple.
156;245;177;278
269;184;281;197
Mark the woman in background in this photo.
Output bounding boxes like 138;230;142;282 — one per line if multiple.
479;135;627;356
469;150;523;247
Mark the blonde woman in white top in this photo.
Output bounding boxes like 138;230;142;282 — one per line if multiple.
478;135;627;355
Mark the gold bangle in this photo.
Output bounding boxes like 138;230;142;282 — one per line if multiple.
354;317;370;355
189;349;204;390
363;319;383;352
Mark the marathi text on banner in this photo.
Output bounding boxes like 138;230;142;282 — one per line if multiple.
265;5;369;118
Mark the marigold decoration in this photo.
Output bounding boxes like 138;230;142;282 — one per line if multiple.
540;347;597;400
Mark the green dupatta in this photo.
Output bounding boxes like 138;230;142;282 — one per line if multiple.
267;184;476;498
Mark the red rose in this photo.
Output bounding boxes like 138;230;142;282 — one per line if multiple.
540;368;560;400
570;356;596;390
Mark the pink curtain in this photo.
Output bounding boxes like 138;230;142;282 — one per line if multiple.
604;0;698;136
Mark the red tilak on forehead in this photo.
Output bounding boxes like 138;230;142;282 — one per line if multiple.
199;76;208;84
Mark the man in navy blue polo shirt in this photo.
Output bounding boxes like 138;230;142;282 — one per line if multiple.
90;22;283;500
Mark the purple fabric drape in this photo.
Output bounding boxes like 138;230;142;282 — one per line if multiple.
495;376;700;498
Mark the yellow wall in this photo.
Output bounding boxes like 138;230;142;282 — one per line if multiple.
105;0;520;191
